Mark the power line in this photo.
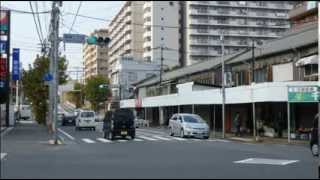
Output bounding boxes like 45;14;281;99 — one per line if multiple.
42;1;49;36
69;1;83;34
29;1;44;48
1;6;51;14
35;2;45;44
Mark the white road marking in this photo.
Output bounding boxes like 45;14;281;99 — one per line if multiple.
0;153;7;160
234;158;299;166
82;138;96;144
58;128;75;140
207;139;231;143
96;138;112;143
133;138;144;142
152;135;172;141
19;120;35;124
116;139;128;142
137;135;159;141
171;137;187;141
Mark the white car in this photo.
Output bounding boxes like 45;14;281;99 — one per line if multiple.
19;105;32;120
168;113;209;139
75;110;96;131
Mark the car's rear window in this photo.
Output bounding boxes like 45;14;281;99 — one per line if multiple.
81;112;95;118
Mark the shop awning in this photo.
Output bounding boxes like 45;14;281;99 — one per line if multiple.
295;55;318;67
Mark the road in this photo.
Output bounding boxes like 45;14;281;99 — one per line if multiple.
1;121;317;179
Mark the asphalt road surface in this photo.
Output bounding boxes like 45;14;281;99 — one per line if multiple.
1;122;317;179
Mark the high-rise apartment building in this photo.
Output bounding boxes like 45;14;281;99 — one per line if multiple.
108;1;144;76
108;1;295;69
182;1;294;65
83;29;109;81
143;1;181;69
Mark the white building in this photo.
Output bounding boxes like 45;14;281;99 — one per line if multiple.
143;1;181;69
110;56;160;100
181;1;294;65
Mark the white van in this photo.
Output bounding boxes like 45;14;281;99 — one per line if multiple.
19;105;32;120
75;110;96;131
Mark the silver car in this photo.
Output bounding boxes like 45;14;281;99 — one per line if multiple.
168;113;210;139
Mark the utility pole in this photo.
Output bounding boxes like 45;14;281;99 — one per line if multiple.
49;1;61;145
252;40;256;141
220;33;226;139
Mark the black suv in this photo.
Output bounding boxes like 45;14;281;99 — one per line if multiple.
310;115;318;157
103;109;136;140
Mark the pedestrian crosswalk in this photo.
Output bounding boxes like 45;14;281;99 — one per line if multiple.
72;129;230;145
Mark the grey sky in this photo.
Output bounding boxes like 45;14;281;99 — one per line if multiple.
2;1;124;79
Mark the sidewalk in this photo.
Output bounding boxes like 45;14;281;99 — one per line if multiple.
211;132;309;146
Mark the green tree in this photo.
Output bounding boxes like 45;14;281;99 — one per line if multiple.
83;75;111;111
22;55;68;125
66;82;84;108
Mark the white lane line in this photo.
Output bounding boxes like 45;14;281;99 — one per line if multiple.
234;158;299;166
152;135;172;141
96;138;112;143
137;135;159;141
171;137;187;141
58;128;75;141
116;139;128;142
0;153;7;160
82;138;96;144
133;138;144;142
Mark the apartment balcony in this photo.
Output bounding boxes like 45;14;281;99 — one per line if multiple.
143;30;152;38
143;41;152;49
189;51;220;56
190;40;221;46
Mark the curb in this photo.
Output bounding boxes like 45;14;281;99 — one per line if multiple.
0;127;14;137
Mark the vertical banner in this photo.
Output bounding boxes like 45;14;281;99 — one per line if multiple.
0;10;10;104
12;48;20;81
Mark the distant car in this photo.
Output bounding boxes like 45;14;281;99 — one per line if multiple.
62;113;76;126
103;109;135;140
168;113;209;139
310;115;318;157
19;105;32;120
75;110;96;131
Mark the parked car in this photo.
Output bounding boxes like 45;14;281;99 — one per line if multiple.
310;114;318;156
19;105;32;120
168;113;209;139
134;118;149;128
75;110;96;131
103;109;135;140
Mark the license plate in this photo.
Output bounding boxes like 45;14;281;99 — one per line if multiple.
121;131;127;135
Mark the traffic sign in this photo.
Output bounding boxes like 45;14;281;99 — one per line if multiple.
63;33;86;44
288;86;319;103
43;73;53;82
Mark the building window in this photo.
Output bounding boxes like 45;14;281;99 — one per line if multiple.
169;2;174;6
304;64;318;77
161;27;164;30
128;72;138;82
161;37;164;41
161;17;164;21
161;8;164;11
146;73;154;78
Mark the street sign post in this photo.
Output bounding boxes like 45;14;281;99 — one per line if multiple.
287;85;320;143
63;34;86;44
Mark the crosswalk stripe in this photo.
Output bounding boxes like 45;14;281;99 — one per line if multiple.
96;138;112;143
171;137;187;141
137;135;159;141
116;139;128;142
0;153;7;160
133;138;144;142
82;138;96;144
152;135;172;141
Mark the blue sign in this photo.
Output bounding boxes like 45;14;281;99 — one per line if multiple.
12;48;20;80
0;42;6;53
43;73;53;81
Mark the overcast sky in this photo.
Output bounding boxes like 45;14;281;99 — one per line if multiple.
2;1;124;79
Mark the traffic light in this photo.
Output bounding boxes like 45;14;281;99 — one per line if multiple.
86;36;110;47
